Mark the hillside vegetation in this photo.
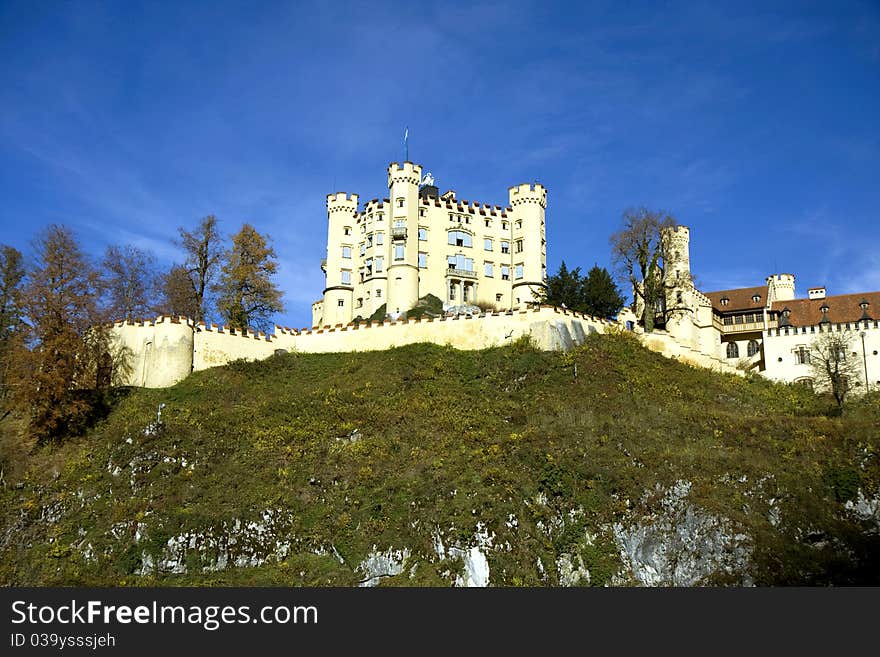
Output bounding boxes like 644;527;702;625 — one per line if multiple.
1;333;878;586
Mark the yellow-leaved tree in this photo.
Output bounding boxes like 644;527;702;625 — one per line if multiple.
215;224;284;332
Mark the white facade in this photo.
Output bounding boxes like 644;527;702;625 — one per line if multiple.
659;227;880;392
314;162;547;327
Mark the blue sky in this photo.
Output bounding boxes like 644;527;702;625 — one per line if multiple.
1;1;878;329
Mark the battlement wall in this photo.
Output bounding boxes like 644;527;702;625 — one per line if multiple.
110;307;617;387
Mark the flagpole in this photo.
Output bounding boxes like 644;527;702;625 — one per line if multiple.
404;126;409;162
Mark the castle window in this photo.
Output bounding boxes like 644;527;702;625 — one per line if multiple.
376;232;384;245
359;243;366;256
418;227;427;241
356;298;363;309
394;219;405;228
501;265;510;281
448;230;472;248
484;262;494;277
795;346;810;365
342;246;352;259
394;245;404;261
377;213;383;221
419;208;426;217
501;241;510;254
485;220;491;228
747;340;759;357
397;198;405;208
447;254;474;272
515;220;522;230
375;256;383;272
502;221;509;230
720;297;729;306
752;294;761;303
449;282;456;300
726;342;739;359
344;226;351;236
515;239;524;253
341;270;351;285
484;238;493;251
338;299;344;307
376;289;382;298
515;264;524;279
418;252;427;269
496;293;503;303
366;234;373;247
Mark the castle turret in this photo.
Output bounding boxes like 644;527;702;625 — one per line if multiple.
385;162;422;316
507;182;547;305
766;273;796;304
323;192;359;325
664;225;691;282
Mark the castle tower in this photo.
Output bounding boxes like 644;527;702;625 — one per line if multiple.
660;225;696;339
507;183;547;305
664;225;691;283
385;162;422;315
766;273;796;304
323;192;359;325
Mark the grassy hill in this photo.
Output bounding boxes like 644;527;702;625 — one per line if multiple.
1;332;878;586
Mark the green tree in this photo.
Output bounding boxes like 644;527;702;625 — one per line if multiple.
16;226;111;442
540;261;584;310
216;224;284;332
539;262;625;318
581;265;625;318
178;215;222;322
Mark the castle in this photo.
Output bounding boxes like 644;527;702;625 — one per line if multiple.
313;162;548;327
105;160;878;393
656;225;880;392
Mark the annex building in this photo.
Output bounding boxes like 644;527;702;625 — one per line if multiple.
312;162;548;327
657;226;880;391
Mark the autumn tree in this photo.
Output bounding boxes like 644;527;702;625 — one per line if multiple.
178;215;222;322
810;330;862;408
0;245;25;411
102;244;158;321
215;224;284;332
16;225;111;442
156;263;201;319
610;207;687;331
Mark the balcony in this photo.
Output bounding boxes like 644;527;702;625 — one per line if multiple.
320;258;327;273
721;320;765;334
446;268;477;279
391;227;407;240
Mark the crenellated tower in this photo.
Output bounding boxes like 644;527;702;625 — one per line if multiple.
507;183;547;305
766;273;796;304
323;192;359;325
385;162;422;315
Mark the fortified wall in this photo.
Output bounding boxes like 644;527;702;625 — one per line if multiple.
111;307;612;388
110;306;739;389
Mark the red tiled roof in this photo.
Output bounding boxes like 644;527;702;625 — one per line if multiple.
704;285;767;312
771;291;880;326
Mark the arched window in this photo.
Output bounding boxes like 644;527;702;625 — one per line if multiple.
747;340;759;357
726;342;739;359
795;377;814;391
